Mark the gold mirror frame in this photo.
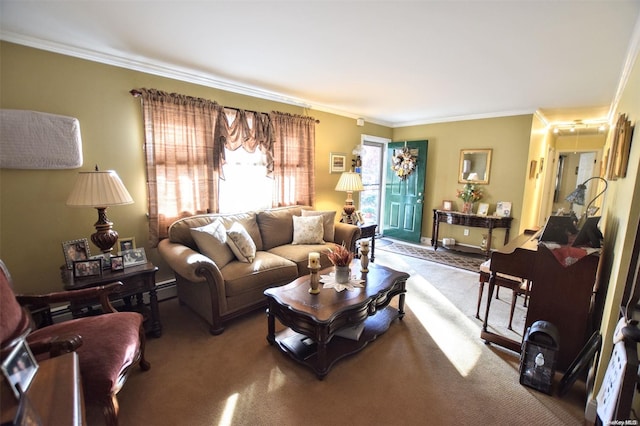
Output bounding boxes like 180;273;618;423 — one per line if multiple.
459;149;492;184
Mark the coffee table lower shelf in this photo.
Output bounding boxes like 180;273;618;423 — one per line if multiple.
271;306;400;379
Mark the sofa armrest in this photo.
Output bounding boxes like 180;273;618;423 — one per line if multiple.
333;222;361;251
157;239;223;283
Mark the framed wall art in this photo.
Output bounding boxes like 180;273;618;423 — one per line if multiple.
62;238;91;270
329;152;347;174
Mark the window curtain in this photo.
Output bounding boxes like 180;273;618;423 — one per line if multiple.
219;109;274;179
270;112;316;207
137;89;223;246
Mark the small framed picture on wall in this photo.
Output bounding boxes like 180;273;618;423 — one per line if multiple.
330;152;347;174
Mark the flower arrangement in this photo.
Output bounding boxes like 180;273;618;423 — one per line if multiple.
391;146;417;180
326;243;353;267
457;183;483;203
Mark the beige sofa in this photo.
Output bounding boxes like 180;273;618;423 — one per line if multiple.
158;206;361;335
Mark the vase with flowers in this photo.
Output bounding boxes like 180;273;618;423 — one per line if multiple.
457;183;483;214
326;243;354;284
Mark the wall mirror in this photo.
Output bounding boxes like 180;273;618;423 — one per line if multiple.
459;149;492;184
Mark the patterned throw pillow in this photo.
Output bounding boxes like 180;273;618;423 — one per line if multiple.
301;210;336;242
190;219;235;268
292;215;324;245
226;222;257;263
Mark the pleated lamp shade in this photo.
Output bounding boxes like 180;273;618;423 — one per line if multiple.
335;172;364;192
67;170;133;207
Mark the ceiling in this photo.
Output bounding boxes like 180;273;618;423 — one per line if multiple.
1;1;639;128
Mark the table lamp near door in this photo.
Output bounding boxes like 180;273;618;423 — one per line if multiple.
335;171;364;224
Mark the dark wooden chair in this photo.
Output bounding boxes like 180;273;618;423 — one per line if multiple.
0;259;150;426
476;260;531;330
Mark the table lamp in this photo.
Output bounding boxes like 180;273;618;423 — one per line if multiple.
565;176;608;227
335;171;364;224
67;166;134;254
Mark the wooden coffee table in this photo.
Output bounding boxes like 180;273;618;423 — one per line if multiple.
265;260;409;379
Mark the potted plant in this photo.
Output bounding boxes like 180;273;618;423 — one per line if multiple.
456;183;483;214
326;243;353;283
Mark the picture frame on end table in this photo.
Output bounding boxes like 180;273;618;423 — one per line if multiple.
73;258;103;278
442;200;453;211
117;237;136;252
62;238;91;270
477;203;490;216
110;255;125;271
496;201;512;217
121;247;147;267
329;152;347;174
1;338;39;399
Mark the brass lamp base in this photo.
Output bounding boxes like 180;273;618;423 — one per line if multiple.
91;207;119;254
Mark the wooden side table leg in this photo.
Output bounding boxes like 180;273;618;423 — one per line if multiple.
266;304;275;345
149;286;162;337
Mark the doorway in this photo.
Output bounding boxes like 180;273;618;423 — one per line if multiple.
551;151;598;218
382;140;428;243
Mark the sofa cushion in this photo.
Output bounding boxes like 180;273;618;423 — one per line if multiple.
269;243;336;273
292;215;324;244
190;219;235;268
221;251;298;297
226;222;256;263
257;207;301;250
301;210;336;242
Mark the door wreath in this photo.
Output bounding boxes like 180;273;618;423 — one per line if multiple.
391;144;417;180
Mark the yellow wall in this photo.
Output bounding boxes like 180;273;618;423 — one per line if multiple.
0;41;391;291
392;115;533;247
592;51;640;401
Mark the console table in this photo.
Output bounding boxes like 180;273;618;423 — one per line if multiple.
61;261;162;337
431;209;513;257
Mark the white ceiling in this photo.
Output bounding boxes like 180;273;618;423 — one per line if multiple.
1;1;639;128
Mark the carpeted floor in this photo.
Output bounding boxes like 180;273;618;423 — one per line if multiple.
94;248;587;426
376;238;485;272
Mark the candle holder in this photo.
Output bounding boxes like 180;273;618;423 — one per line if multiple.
359;241;370;273
308;265;321;294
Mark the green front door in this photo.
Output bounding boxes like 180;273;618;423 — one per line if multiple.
383;140;428;243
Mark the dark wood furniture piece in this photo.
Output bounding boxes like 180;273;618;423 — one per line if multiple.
480;232;601;371
357;223;377;262
61;261;162;337
265;260;409;379
1;259;150;426
1;352;85;425
431;209;513;257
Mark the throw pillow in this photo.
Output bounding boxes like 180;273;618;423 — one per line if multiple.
301;210;336;242
226;222;257;263
292;215;324;245
190;219;235;268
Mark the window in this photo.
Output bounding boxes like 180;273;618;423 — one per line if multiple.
218;147;273;213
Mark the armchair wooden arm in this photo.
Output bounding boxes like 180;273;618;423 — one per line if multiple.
15;282;124;314
28;333;83;357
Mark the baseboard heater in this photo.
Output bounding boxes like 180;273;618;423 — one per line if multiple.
50;278;177;323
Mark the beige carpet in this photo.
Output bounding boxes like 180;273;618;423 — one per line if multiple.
93;249;587;426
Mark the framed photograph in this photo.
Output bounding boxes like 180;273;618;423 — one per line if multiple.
117;237;136;252
477;203;490;216
529;160;537;179
330;152;347;174
354;210;364;224
110;255;125;271
121;247;147;267
496;201;512;217
442;200;453;211
73;259;103;278
62;238;91;270
1;339;39;399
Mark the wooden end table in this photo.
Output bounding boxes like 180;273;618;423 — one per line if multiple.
357;223;377;262
265;260;409;379
61;261;162;337
1;352;85;425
